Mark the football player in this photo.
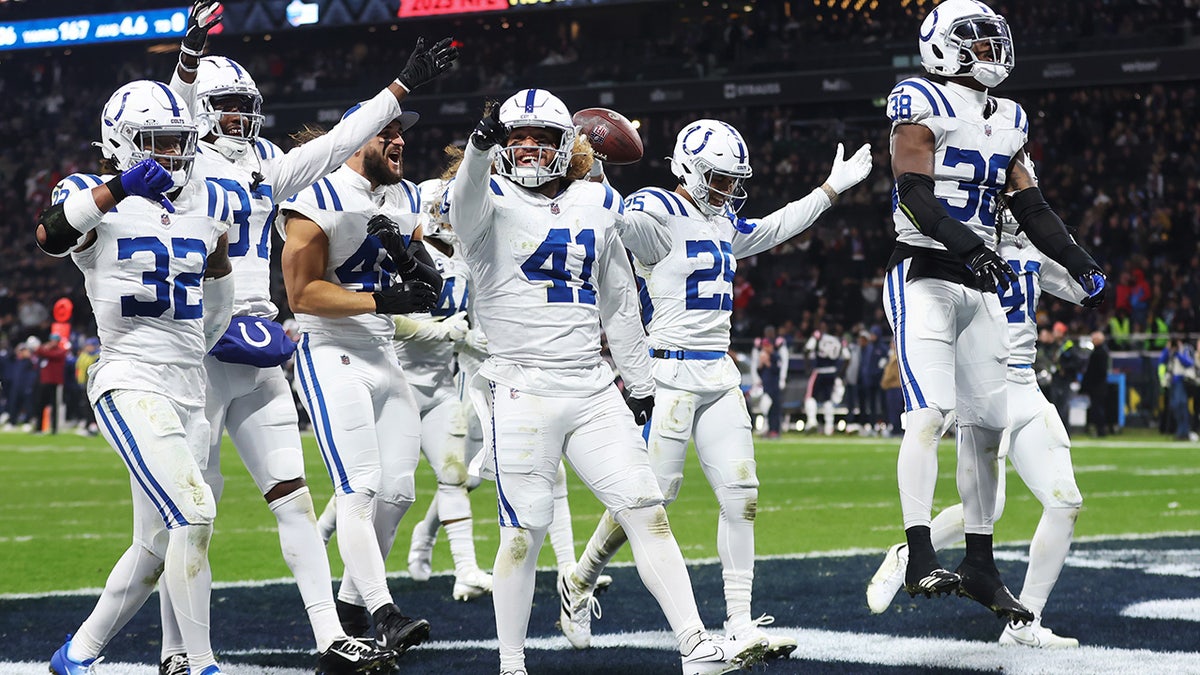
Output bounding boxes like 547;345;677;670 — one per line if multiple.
452;90;768;675
868;201;1088;648
803;324;848;436
154;4;456;672
882;0;1104;621
38;79;234;675
280;103;443;656
568;120;871;659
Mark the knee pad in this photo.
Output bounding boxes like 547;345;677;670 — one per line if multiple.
436;483;472;522
436;443;469;487
377;473;415;507
265;447;306;487
905;407;947;442
519;492;555;531
177;475;217;526
715;485;759;523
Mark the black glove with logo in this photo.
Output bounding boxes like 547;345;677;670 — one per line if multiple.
626;394;655;426
1077;268;1108;308
471;103;506;151
373;280;438;315
965;245;1016;293
181;0;222;58
396;37;459;92
367;214;413;269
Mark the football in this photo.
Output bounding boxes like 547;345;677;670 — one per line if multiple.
573;107;644;165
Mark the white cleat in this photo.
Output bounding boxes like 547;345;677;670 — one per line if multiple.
999;619;1079;649
556;566;600;649
680;632;769;675
866;543;908;614
499;670;528;675
452;568;493;602
407;529;436;582
725;614;797;661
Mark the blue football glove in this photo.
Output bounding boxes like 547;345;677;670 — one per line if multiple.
120;158;176;212
1078;269;1107;308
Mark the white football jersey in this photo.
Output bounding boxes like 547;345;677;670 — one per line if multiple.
280;166;420;341
52;173;232;406
997;232;1087;366
176;86;407;321
449;145;652;398
621;186;831;354
887;76;1028;250
804;332;846;374
393;242;471;389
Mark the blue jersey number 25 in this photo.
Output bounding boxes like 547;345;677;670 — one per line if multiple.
685;240;734;310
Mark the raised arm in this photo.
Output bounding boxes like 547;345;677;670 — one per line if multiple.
450;105;505;249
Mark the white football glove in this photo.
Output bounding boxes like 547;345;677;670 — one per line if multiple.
823;142;873;195
393;313;469;343
460;327;488;355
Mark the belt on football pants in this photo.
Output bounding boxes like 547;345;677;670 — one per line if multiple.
1009;363;1033;369
649;349;726;360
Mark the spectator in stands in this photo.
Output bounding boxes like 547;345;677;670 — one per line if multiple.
1082;331;1112;437
1158;337;1196;441
3;338;39;430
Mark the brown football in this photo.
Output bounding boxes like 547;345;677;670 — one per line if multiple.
573;107;644;165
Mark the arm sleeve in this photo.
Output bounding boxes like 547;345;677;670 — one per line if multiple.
448;144;497;251
595;226;654;399
1037;253;1090;306
202;273;235;351
270;88;404;203
168;69;197;115
617;189;676;265
730;187;832;258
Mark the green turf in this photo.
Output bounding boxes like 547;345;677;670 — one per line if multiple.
1;429;1197;594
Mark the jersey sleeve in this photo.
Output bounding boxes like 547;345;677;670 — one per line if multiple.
619;188;678;266
448;144;498;252
278;182;338;240
730;187;831;258
886;78;945;128
50;173;106;206
267;88;404;203
168;68;197;116
201;179;235;237
594;224;654;399
1037;250;1089;306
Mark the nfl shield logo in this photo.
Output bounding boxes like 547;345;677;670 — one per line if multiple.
550;203;560;215
984;124;993;137
510;388;520;399
340;354;350;365
160;213;171;226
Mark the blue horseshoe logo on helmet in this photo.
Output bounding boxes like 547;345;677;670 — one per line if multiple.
681;125;714;155
920;9;938;42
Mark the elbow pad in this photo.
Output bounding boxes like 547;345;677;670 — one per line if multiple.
895;172;987;258
36;203;85;257
202;274;236;352
1008;187;1098;276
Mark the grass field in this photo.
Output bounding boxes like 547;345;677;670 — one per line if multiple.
3;428;1198;595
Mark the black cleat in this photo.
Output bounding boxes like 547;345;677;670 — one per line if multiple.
316;636;398;674
955;561;1035;624
372;603;431;655
159;654;188;675
903;555;961;598
336;599;372;639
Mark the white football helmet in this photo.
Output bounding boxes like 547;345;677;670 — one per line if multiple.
194;56;264;160
919;0;1014;88
418;178;456;245
99;80;197;188
494;88;577;188
670;119;752;216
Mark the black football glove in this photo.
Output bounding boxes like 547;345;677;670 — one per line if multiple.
471;103;506;151
1077;269;1107;308
965;246;1016;293
181;0;222;57
396;37;459;92
626;394;655;426
373;280;438;315
366;214;414;267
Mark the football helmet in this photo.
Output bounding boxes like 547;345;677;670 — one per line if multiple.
670;119;752;217
493;88;577;188
194;56;264;159
99;80;198;188
418;178;456;245
919;0;1014;88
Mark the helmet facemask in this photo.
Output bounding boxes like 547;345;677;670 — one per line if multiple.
492;89;577;188
495;130;575;188
131;127;199;188
948;14;1014;87
198;92;263;159
100;80;199;190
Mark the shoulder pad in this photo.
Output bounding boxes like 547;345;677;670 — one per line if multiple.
202;179;234;223
993;97;1030;136
598;182;624;215
625;187;690;218
390;180;420;214
887;78;958;124
254;138;283;161
289;177;346;212
50;173;104;206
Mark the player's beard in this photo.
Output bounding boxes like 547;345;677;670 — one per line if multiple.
363;146;403;187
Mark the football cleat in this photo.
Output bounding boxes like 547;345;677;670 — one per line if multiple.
372;603;431;654
407;529;436;582
904;557;960;599
955;561;1035;624
725;614;797;661
680;632;769;675
197;667;222;675
336;599;372;639
159;653;189;675
316;635;398;674
499;670;528;675
49;637;101;675
556;567;600;649
452;568;493;602
999;619;1079;649
866;543;908;614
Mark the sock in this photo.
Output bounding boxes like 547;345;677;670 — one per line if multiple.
574;509;627;589
334;492;391;612
822;400;834;434
1019;506;1078;617
613;505;704;643
957;425;1002;534
897;407;945;528
804;398;817;428
964;533;997;572
269;487;341;652
493;526;546;673
163;524;215;672
444;519;479;575
904;525;940;578
69;544;164;662
548;492;577;572
715;486;757;626
316;495;337;546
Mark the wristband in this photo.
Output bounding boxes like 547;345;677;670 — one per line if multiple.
820;183;838;203
393;78;411;94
